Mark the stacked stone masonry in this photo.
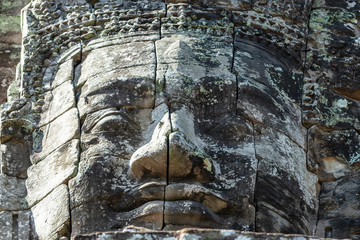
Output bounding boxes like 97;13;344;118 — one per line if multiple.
0;0;359;240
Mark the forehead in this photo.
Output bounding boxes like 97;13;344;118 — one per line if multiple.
156;35;236;115
75;35;299;120
77;39;157;119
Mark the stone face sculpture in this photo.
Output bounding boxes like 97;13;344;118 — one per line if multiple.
0;0;359;240
69;33;317;234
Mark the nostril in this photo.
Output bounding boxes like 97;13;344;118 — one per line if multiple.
188;152;215;181
168;132;215;182
129;137;168;181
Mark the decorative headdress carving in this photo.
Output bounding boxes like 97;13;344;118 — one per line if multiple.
9;0;311;125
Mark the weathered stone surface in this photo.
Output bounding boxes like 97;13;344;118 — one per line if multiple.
0;174;27;211
156;34;236;116
69;154;131;209
78;64;155;119
38;80;76;127
0;211;12;239
0;119;34;179
72;201;164;235
31;108;80;163
0;66;17;103
0;210;36;240
313;88;360;130
72;228;336;240
70;107;154;207
17;210;37;240
304;6;360;128
51;59;75;88
254;126;318;235
308;126;360;182
0;0;360;239
235;42;305;148
0;118;34;140
130;110;170;180
77;39;156;118
42;59;75;91
79;41;155;87
32;184;70;240
303;6;360;237
26;139;79;207
313;0;360;9
71;201;121;236
1;138;31;178
316;177;360;239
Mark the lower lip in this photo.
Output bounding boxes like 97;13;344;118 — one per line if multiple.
164;200;224;228
130;200;223;229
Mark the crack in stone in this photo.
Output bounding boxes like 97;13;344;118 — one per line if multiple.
162;104;173;230
67;39;83;238
162;132;170;230
87;0;99;9
252;122;259;231
12;213;18;240
153;41;157;110
304;1;321;235
301;0;314;130
65;184;72;237
158;10;167;229
231;14;239;103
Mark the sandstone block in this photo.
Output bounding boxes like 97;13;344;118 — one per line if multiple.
1;139;31;178
0;211;12;239
32;108;80;163
39;80;76;127
51;59;75;89
254;126;318;234
0;174;27;211
26;140;79;206
32;184;70;240
308;127;360;182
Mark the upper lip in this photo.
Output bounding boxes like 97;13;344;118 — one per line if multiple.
164;183;228;213
110;182;228;214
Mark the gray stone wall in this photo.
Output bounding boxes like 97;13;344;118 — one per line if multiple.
0;0;359;239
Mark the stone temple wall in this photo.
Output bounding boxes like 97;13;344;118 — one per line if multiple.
0;0;359;240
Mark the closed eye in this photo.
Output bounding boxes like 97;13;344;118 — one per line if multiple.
91;114;139;133
82;108;140;134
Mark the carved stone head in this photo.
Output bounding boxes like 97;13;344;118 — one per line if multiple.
1;0;359;239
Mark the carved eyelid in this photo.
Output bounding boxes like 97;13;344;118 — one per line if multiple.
83;110;140;133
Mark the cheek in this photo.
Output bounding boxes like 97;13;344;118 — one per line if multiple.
195;118;257;200
237;83;284;123
69;155;133;210
203;146;258;211
237;81;306;148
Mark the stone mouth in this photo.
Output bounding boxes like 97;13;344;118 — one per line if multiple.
110;182;228;228
115;200;225;230
164;183;228;213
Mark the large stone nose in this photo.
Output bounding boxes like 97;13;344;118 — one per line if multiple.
169;106;215;182
129;110;170;180
130;105;214;182
168;131;214;182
